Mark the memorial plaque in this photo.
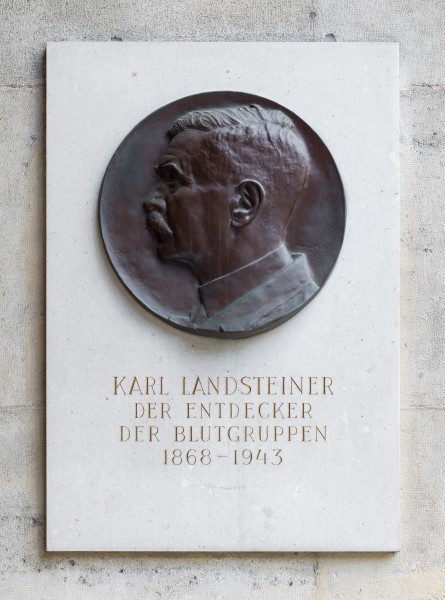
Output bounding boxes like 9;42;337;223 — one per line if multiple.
47;42;399;551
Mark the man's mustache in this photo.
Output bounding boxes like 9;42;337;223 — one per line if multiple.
144;205;173;242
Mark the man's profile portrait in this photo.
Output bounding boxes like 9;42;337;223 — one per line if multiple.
99;91;345;338
143;104;319;333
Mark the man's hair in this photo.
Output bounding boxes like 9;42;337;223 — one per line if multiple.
169;104;297;137
168;104;309;229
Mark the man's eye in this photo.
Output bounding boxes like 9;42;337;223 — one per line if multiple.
158;167;184;190
168;178;180;191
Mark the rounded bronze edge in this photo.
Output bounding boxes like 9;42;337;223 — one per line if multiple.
98;90;347;340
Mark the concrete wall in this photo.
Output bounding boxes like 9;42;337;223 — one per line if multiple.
0;1;443;597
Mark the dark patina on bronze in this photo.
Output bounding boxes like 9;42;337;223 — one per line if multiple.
99;92;345;338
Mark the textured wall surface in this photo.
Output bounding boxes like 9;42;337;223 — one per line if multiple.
0;1;444;598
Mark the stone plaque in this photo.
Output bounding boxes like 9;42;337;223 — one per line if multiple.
47;42;399;551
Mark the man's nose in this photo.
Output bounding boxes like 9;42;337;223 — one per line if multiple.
143;189;167;215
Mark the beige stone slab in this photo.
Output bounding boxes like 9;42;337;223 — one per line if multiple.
400;88;445;408
0;1;443;87
0;407;44;515
0;0;443;596
0;88;44;409
46;41;399;552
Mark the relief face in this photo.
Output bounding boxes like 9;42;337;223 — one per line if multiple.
100;92;345;338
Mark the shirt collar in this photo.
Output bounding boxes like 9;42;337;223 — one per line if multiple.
198;244;293;317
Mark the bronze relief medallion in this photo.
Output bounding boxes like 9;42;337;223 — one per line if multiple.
99;91;345;338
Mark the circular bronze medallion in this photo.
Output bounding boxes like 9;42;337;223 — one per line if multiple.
99;91;345;338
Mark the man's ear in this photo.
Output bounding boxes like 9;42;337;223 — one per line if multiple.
231;180;264;228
